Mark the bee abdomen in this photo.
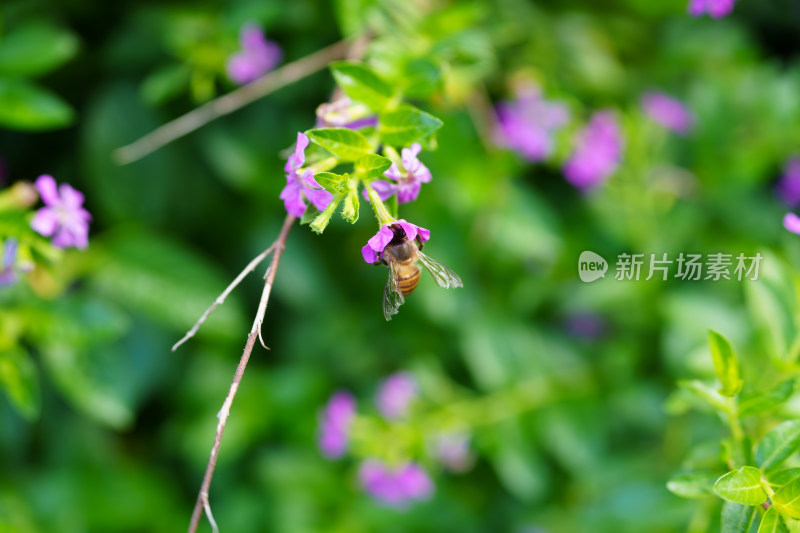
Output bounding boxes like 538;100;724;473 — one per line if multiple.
397;269;420;295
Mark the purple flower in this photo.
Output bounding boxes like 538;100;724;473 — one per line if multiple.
432;432;474;473
563;111;623;190
777;158;800;207
317;391;356;459
784;213;800;234
0;238;18;286
361;219;431;264
367;144;432;204
30;175;91;249
280;132;334;218
376;372;417;419
358;460;434;507
226;24;282;85
564;312;607;340
688;0;736;18
495;86;569;162
641;92;694;135
316;98;378;129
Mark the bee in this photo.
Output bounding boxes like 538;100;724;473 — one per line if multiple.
373;224;463;320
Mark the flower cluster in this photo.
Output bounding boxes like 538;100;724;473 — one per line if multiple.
688;0;736;18
366;144;432;204
641;92;694;135
226;24;282;85
317;372;474;508
563;111;623;190
495;84;569;162
31;175;92;249
280;132;334;218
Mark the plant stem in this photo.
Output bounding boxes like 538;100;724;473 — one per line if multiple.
187;213;295;533
365;185;395;226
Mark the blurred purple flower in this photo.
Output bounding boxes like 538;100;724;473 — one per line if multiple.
358;460;434;507
563;111;623;190
280;132;334;218
432;432;474;473
777;158;800;207
367;144;432;204
564;312;607;340
784;213;800;234
226;24;282;85
376;372;417;419
316;98;378;129
495;86;569;162
361;219;430;264
30;175;91;249
318;391;356;459
641;92;694;135
0;238;19;286
688;0;736;18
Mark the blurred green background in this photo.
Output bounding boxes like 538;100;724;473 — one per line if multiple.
3;0;800;531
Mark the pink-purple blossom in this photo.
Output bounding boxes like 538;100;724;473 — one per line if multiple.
30;175;91;249
317;391;356;459
316;98;378;130
784;213;800;235
376;372;417;419
226;24;282;85
0;238;18;286
641;92;694;135
358;460;434;507
777;158;800;207
280;132;334;218
432;432;474;473
495;86;569;162
361;219;430;264
688;0;736;18
563;111;623;190
367;144;432;204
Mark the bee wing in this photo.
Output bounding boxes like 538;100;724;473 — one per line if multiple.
417;250;463;289
383;262;405;321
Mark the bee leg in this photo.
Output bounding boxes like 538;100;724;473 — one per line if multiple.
377;256;388;266
415;236;424;250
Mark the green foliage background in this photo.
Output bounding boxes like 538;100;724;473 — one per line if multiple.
3;0;800;531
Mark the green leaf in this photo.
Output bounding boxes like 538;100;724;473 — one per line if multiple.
0;22;79;76
305;128;373;161
379;104;443;147
666;470;721;498
354;153;392;180
739;380;795;418
314;172;347;193
773;477;800;519
0;79;74;130
0;348;40;420
330;61;393;111
721;501;758;533
768;468;800;490
756;421;800;472
713;467;768;505
746;277;795;363
401;58;442;99
758;506;789;533
708;329;743;396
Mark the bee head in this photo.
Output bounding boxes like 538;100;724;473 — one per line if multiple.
388;223;424;249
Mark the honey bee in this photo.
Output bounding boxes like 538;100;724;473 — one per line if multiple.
372;224;463;320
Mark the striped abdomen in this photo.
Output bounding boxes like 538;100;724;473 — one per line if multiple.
395;263;421;295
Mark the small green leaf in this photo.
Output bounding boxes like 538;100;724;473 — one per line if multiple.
305;128;373;161
768;468;800;490
330;61;393;111
758;506;789;533
300;207;321;226
708;329;743;396
379;104;443;147
314;172;347;193
721;501;758;533
0;22;79;76
354;153;392;180
756;421;800;472
341;189;359;224
0;79;74;131
667;470;721;498
310;194;342;234
773;477;800;518
713;467;767;505
0;348;40;420
739;380;795;418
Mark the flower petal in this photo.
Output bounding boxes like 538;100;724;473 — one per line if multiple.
58;183;85;209
784;213;800;234
285;132;309;172
362;243;378;263
35;175;60;206
383;162;403;182
366;180;396;201
300;170;334;212
30;207;58;236
366;225;395;258
279;179;306;218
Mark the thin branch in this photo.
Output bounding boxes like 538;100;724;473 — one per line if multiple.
186;213;295;533
113;39;351;165
172;245;276;352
